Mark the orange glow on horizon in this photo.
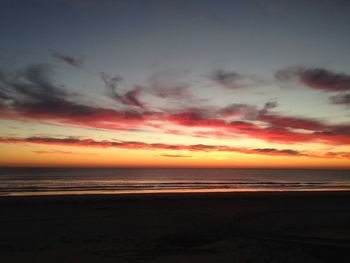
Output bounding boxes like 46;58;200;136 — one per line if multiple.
1;143;349;169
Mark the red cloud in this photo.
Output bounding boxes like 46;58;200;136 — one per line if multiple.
161;109;350;145
0;102;154;130
1;64;350;146
1;102;350;145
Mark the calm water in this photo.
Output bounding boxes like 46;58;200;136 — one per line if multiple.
0;168;350;196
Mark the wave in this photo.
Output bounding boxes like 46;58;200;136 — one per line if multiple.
1;168;350;196
1;181;350;195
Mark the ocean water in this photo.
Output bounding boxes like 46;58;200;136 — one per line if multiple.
0;168;350;196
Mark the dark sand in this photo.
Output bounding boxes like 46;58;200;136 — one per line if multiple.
1;191;350;262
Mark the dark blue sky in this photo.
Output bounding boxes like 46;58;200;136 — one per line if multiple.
2;0;349;73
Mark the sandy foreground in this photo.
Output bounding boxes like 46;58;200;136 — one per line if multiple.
1;191;350;262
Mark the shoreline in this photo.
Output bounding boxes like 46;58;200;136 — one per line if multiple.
1;188;350;198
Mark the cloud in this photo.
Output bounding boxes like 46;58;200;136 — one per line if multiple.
215;101;276;120
0;64;75;118
1;64;350;146
209;70;244;89
33;150;96;155
0;89;10;100
165;110;224;127
248;148;301;156
275;66;301;82
50;50;82;68
101;72;124;102
263;101;278;110
330;93;350;105
209;69;267;90
324;151;350;159
301;68;350;92
151;85;190;99
217;103;256;117
257;115;326;131
0;65;152;129
101;73;145;109
241;116;350;145
0;64;69;101
164;106;350;145
9;102;152;130
1;136;349;159
161;154;192;158
120;86;146;109
101;70;192;110
162;109;260;132
254;101;278;118
192;130;234;139
101;72;123;96
146;71;192;100
276;67;350;92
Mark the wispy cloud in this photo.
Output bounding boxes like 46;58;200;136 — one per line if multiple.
217;103;256;117
101;70;196;109
33;150;96;155
121;86;145;109
161;154;192;158
50;50;83;68
209;70;244;89
330;93;350;105
101;73;146;109
208;69;265;89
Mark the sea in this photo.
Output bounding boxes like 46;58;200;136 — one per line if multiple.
0;168;350;196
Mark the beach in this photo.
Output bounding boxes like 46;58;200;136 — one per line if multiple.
1;191;350;262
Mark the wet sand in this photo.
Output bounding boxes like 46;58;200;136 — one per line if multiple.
1;191;350;262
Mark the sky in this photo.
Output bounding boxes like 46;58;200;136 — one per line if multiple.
0;0;350;168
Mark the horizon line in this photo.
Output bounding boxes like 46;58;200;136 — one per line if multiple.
1;166;349;170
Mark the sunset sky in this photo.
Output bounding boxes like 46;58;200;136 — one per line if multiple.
0;0;350;168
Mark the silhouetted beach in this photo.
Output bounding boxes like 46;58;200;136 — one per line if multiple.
1;191;350;262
